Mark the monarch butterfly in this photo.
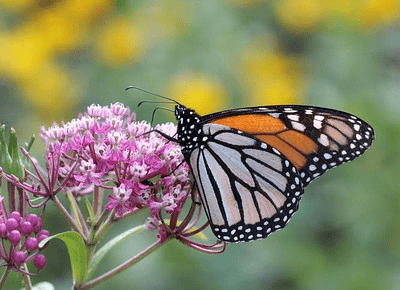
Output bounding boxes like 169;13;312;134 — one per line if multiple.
129;87;375;243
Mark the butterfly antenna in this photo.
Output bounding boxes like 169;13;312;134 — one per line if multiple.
126;86;180;105
151;107;174;126
137;100;176;108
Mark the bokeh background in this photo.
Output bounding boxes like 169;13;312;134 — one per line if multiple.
1;0;399;289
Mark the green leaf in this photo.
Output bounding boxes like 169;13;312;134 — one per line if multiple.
87;225;145;279
25;134;35;152
39;231;87;284
9;128;24;180
85;197;96;227
29;281;55;290
66;191;84;232
0;125;12;173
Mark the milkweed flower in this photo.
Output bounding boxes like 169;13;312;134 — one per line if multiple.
0;102;225;289
38;103;193;223
0;203;49;273
2;103;223;253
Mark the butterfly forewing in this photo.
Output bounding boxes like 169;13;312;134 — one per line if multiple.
206;105;375;187
189;124;303;242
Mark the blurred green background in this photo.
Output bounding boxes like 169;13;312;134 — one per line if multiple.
1;0;399;289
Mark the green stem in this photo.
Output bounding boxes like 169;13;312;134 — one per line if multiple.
92;209;115;243
7;182;16;212
94;208;109;230
92;186;103;218
85;243;96;282
51;195;87;242
76;239;169;290
21;264;32;290
67;190;88;237
0;267;10;289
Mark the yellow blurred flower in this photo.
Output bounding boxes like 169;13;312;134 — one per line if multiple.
224;0;264;6
358;0;399;28
0;0;115;123
286;0;400;31
320;0;354;18
241;44;303;106
20;64;78;120
168;73;228;115
275;0;325;33
96;17;143;67
30;10;86;53
135;0;192;42
251;77;299;105
0;30;49;81
59;0;114;25
0;0;36;11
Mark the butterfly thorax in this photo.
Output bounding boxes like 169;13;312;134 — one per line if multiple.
175;105;203;161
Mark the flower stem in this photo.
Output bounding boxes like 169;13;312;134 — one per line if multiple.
21;265;32;290
7;182;16;212
18;187;27;217
0;267;10;289
66;190;88;237
92;186;102;217
76;239;168;290
92;209;115;243
51;195;87;242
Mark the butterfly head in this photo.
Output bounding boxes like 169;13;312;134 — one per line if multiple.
174;104;203;160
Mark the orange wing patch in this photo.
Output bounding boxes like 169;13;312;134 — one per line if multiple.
211;115;317;170
278;131;317;155
212;114;286;134
256;133;316;169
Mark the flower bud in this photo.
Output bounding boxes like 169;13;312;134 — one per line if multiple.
37;229;50;238
13;251;26;266
34;254;46;270
20;221;33;236
6;218;19;232
26;214;38;227
33;218;43;233
37;231;50;250
9;211;21;223
9;230;21;245
25;237;38;252
145;217;159;231
0;223;7;238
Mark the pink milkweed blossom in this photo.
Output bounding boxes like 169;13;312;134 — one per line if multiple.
39;103;192;218
2;103;225;253
0;203;49;273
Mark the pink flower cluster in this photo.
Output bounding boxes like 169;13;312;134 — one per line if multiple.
40;103;192;228
1;102;224;255
0;201;48;272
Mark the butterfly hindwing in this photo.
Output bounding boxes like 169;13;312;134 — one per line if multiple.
188;123;303;242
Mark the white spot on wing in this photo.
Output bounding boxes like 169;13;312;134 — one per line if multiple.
292;121;306;132
288;114;300;121
318;134;329;146
313;120;323;129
